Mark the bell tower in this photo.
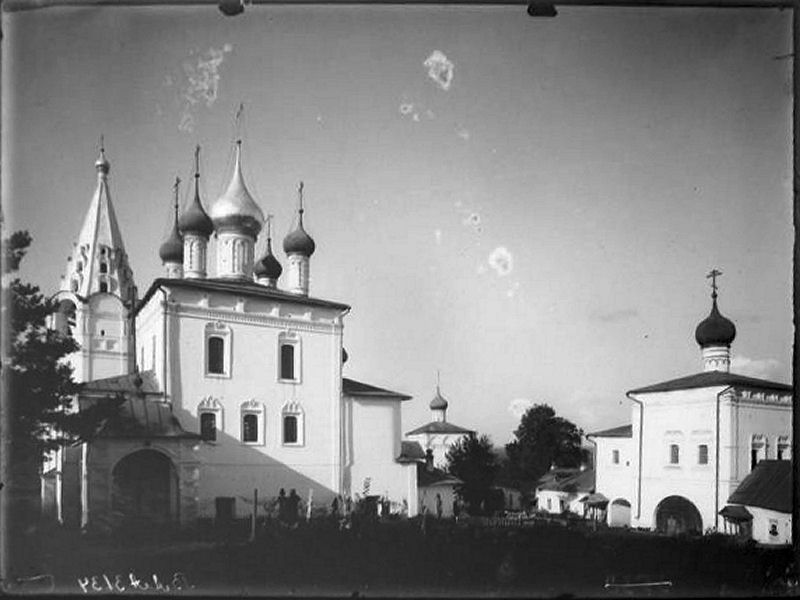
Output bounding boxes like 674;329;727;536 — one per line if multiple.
53;139;137;382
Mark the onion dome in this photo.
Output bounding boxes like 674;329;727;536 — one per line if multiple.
179;145;214;238
283;182;316;257
159;177;184;262
254;237;283;280
430;386;448;410
159;222;183;263
208;141;264;237
695;291;736;347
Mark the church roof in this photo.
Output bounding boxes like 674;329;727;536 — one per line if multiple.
396;440;426;463
628;371;791;395
95;396;200;439
538;468;595;494
79;370;199;440
82;370;161;395
134;277;351;316
417;464;462;487
405;421;475;436
342;377;411;401
727;460;791;514
587;424;632;438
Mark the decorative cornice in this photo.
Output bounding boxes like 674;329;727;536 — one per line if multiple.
731;389;792;407
171;304;342;334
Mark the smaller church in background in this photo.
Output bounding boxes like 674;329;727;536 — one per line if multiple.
43;136;428;531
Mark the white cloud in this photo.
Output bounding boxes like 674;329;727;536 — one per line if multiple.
423;50;454;91
730;356;783;380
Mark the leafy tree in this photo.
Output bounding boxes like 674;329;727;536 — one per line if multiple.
504;404;583;484
445;433;499;515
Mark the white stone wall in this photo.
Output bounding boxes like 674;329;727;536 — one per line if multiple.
136;285;347;519
630;386;792;533
748;506;792;546
592;436;634;510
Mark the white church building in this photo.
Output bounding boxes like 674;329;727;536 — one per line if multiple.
589;279;792;537
45;141;420;530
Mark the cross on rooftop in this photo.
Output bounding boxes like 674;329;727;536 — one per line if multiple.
706;268;723;295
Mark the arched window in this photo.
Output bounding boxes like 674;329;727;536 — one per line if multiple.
283;415;298;444
200;412;217;441
205;322;232;378
280;344;295;380
242;414;258;443
99;262;108;274
278;331;301;383
669;444;679;465
281;402;304;446
99;281;108;293
207;336;225;374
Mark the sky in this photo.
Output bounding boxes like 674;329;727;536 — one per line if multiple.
2;4;793;447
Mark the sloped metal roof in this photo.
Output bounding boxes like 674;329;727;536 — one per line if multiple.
587;424;632;438
405;421;475;436
343;378;411;401
628;370;791;395
727;460;792;513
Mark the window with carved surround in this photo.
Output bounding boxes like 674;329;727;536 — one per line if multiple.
777;435;790;461
281;401;305;446
669;444;680;465
278;331;301;383
751;434;766;470
205;322;232;378
241;399;265;445
198;397;223;442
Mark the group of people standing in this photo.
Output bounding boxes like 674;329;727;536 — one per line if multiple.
276;488;301;526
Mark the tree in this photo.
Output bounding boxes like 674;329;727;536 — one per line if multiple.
5;231;82;465
504;404;583;484
445;433;499;516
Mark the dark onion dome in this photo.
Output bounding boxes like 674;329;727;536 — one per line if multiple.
254;238;283;280
179;179;214;238
208;141;265;238
283;218;316;256
695;293;736;347
159;223;184;263
430;387;448;410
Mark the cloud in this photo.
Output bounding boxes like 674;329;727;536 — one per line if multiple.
423;50;454;91
590;308;639;323
730;356;784;380
488;246;513;277
508;398;534;420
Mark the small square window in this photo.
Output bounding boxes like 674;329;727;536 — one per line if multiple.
612;449;620;464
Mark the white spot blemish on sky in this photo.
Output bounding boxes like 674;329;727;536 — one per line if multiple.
488;246;513;277
434;229;442;244
412;113;420;122
399;102;414;116
508;398;534;419
506;281;520;298
178;44;233;133
463;212;482;233
316;114;324;124
423;50;454;91
456;126;470;141
425;109;435;119
476;262;488;275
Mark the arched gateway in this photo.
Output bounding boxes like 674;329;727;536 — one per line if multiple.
111;450;179;528
654;495;702;535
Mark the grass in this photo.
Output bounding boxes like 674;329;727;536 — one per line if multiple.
13;517;796;597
